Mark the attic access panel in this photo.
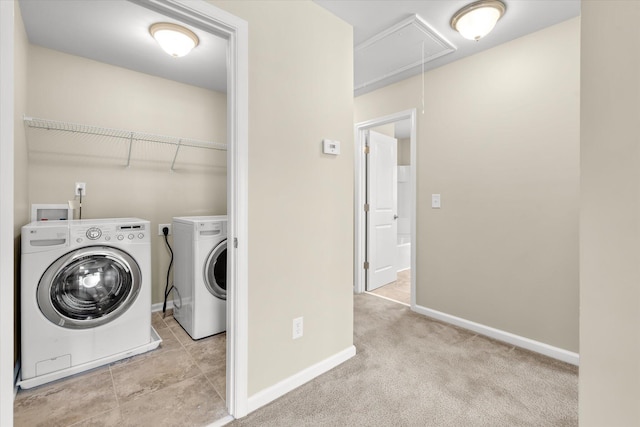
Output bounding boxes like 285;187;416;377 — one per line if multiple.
355;14;456;92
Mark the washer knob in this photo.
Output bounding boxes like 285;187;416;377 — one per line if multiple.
117;235;124;241
138;233;144;239
104;236;111;241
76;238;83;243
128;234;134;240
86;227;102;240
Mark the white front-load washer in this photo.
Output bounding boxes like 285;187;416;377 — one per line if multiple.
19;218;161;389
172;215;227;340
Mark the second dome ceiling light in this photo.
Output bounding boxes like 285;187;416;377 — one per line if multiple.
149;22;199;58
451;0;506;41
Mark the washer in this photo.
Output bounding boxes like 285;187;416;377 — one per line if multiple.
172;215;227;339
19;218;161;389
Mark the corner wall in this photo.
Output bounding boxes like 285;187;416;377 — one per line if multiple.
211;0;355;396
355;18;580;353
580;1;640;424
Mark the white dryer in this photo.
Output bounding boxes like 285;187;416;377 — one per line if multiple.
172;215;227;339
20;218;161;389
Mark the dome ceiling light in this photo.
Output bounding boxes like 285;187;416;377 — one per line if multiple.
149;22;199;57
450;0;506;41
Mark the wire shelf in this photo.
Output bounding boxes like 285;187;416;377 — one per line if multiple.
24;115;227;170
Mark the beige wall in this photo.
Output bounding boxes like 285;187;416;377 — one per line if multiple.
13;0;29;365
212;0;354;396
355;18;580;352
25;45;227;304
580;1;640;424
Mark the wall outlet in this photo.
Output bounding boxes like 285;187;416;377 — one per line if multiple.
75;182;86;196
293;316;303;339
158;224;172;236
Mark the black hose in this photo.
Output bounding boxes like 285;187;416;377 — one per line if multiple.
162;229;174;316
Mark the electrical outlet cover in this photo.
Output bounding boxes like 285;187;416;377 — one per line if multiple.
75;182;86;196
158;224;172;236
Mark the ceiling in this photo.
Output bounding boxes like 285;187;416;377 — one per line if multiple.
313;0;580;96
18;0;228;93
18;1;580;97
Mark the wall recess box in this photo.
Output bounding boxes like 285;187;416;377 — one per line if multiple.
31;204;73;222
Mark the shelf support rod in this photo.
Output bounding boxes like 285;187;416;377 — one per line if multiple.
170;138;183;172
125;132;134;168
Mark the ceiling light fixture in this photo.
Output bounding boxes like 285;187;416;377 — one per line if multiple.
149;22;199;57
450;0;506;41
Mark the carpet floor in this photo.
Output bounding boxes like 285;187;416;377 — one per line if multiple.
231;293;578;426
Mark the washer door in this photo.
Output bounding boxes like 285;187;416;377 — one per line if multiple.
204;239;227;300
37;246;142;329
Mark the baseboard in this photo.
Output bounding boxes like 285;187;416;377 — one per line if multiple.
413;305;579;366
151;300;174;313
205;415;234;427
247;345;356;414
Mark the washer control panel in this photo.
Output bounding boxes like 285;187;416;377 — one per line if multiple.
71;221;149;245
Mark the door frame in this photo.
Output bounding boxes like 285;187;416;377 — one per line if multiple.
354;109;416;307
0;0;250;423
0;1;16;425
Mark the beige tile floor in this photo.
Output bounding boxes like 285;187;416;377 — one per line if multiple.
368;269;411;305
14;310;228;427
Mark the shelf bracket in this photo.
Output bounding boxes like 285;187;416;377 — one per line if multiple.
125;132;134;168
170;139;183;171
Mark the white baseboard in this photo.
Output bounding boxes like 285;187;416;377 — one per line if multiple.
205;415;234;427
413;305;579;366
151;300;174;313
247;345;356;414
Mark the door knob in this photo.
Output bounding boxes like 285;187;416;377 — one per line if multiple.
393;215;398;220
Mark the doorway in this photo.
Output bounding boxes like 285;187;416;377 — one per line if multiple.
354;109;416;307
0;0;248;424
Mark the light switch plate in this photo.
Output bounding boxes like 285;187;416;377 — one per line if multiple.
432;194;441;209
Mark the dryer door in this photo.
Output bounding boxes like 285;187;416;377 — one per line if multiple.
37;246;142;329
204;239;227;300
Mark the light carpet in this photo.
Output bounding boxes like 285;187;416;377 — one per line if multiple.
230;294;578;426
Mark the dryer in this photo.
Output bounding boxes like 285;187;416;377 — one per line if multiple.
172;215;227;339
20;218;161;389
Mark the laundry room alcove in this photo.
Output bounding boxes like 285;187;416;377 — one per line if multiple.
23;115;227;172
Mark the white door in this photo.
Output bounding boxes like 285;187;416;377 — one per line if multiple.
366;130;398;291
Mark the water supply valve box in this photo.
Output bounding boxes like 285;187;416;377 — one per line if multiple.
31;204;73;222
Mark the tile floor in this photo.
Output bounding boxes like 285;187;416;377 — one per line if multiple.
368;269;411;305
14;310;228;427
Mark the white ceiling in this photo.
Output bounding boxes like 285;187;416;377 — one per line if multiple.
18;1;580;97
313;0;580;96
18;0;227;93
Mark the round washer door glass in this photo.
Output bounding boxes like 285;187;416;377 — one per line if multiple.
37;246;142;329
204;239;226;300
